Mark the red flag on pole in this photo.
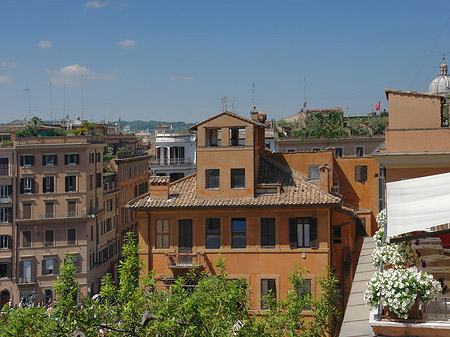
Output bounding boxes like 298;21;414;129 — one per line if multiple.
375;101;380;111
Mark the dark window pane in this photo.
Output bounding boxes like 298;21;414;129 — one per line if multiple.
261;218;275;247
205;169;220;189
232;218;246;248
231;169;245;189
206;218;220;249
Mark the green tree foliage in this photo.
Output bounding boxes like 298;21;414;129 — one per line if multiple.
0;306;53;337
278;110;388;139
0;235;340;336
120;120;194;133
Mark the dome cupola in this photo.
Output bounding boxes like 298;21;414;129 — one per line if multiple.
429;56;450;94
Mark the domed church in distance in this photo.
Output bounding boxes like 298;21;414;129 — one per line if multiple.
429;56;450;94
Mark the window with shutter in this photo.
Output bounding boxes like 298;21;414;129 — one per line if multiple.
43;154;57;166
23;230;32;247
261;278;277;309
67;228;76;245
156;219;170;248
0;158;8;176
297;279;312;310
44;229;54;246
43;176;55;193
205;218;220;249
23;203;32;219
20;155;34;167
65;153;79;165
289;217;318;249
0;262;9;278
65;175;76;192
261;218;275;248
355;165;368;182
232;218;246;248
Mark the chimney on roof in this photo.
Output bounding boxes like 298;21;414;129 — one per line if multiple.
258;109;267;124
319;164;331;193
250;106;259;122
149;178;170;199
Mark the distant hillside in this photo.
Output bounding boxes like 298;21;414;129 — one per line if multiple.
119;120;195;133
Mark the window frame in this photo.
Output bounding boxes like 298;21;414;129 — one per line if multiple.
65;175;77;192
22;230;32;248
231;168;245;189
355;146;364;158
307;166;320;180
0;235;11;249
43;176;55;193
260;278;277;310
334;147;343;158
42;257;57;276
45;201;55;219
20;155;34;167
67;228;77;245
297;278;312;310
205;218;220;249
65;153;80;166
261;218;275;248
205;169;220;189
44;229;55;247
355;165;368;182
156;219;170;249
231;218;246;249
289;217;318;249
43;154;57;166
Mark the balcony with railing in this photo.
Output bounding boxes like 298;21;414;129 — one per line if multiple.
17;209;88;221
151;158;193;167
18;275;36;285
15;135;104;146
165;252;204;269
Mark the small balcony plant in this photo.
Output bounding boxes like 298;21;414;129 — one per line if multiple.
364;209;441;319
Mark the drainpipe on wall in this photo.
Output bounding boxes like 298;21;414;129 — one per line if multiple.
146;210;152;273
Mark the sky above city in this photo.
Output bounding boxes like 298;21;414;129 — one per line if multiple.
0;0;449;124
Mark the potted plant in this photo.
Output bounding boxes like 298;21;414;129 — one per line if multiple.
364;267;441;319
364;210;441;319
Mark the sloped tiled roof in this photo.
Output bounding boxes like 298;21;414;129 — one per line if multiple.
127;155;341;210
190;110;264;131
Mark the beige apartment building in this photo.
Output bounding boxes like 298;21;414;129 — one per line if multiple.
12;135;115;304
0;148;16;306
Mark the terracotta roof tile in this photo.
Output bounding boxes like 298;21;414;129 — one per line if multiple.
128;156;341;209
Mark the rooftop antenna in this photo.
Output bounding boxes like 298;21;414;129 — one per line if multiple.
252;82;256;107
50;81;53;122
302;77;307;111
63;84;66;121
231;97;236;113
81;74;84;120
109;102;113;122
221;96;227;111
24;87;31;117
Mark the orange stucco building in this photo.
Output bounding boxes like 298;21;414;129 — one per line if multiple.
374;89;450;183
128;111;376;317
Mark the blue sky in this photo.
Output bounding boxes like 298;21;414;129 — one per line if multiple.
0;0;449;124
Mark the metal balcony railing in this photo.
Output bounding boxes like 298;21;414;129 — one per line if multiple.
18;276;36;285
18;210;87;221
151;158;192;166
423;296;450;320
0;196;12;203
166;252;203;269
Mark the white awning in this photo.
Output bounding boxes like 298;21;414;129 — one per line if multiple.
386;172;450;238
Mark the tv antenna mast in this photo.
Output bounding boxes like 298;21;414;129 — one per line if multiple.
81;74;84;120
24;87;31;117
50;81;53;121
252;82;256;107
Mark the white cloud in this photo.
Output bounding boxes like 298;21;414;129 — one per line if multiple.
170;76;193;82
116;39;136;48
85;0;109;9
47;64;115;86
38;40;53;48
0;75;13;83
2;61;17;68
